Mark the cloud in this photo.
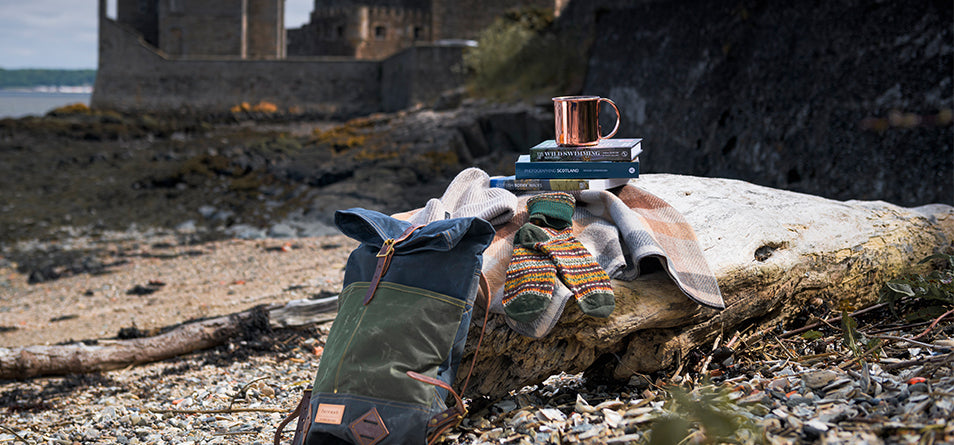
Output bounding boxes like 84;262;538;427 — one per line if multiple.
0;0;97;69
285;0;313;28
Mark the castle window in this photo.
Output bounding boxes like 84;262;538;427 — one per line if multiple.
413;26;423;40
374;26;386;40
335;26;344;39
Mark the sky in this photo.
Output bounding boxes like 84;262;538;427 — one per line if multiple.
0;0;314;70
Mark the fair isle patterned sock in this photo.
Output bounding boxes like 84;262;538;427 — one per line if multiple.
503;224;558;322
527;192;576;230
530;225;616;318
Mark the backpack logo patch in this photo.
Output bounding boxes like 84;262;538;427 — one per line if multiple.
314;403;345;425
349;407;389;445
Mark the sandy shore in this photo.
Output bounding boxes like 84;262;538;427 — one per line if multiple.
0;230;357;348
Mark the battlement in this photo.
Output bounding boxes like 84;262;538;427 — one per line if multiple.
97;0;560;113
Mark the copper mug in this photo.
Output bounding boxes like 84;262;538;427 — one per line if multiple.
553;95;621;146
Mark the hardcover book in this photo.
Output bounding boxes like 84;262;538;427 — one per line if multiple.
529;138;643;162
489;176;631;192
514;155;640;180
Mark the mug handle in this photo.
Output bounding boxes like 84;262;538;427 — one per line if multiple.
599;98;620;140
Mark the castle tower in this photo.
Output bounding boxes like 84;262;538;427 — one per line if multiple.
112;0;286;59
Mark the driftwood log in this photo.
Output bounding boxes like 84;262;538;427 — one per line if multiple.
458;174;954;399
0;297;337;380
3;175;951;401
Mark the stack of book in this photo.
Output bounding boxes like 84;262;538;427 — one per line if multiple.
490;138;642;192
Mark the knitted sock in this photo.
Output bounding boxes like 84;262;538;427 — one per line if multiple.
529;224;616;318
503;224;558;322
527;192;575;230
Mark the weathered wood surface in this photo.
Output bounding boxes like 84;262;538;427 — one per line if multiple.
459;174;954;399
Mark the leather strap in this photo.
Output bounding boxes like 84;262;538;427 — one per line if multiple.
364;224;422;305
406;371;467;445
409;272;492;445
273;388;312;445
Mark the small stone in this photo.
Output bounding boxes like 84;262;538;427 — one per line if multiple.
537;408;566;422
575;394;595;414
803;420;827;439
786;396;813;407
602;408;622;428
803;370;840;389
766;378;790;391
820;378;853;393
606;434;642;444
493;400;517;414
594;399;625;411
259;385;275;398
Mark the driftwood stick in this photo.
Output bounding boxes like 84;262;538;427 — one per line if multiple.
0;308;268;380
0;297;339;380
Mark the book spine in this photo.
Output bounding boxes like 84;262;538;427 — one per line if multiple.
515;161;640;179
529;148;635;162
489;178;594;191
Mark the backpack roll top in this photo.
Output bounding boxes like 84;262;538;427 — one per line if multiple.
334;208;496;299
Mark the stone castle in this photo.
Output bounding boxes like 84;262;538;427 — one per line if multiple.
93;0;560;115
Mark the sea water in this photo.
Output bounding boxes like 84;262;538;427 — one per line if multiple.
0;90;93;119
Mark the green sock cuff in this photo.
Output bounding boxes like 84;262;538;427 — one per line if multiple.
527;192;575;229
513;223;551;248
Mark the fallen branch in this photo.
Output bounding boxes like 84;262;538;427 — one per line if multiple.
779;303;888;339
0;424;28;443
880;353;954;371
911;308;954;340
0;297;337;380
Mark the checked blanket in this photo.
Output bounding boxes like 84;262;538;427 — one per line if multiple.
396;168;724;338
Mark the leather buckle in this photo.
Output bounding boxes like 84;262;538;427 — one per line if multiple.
375;239;395;258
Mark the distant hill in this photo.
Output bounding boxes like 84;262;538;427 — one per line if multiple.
0;69;96;89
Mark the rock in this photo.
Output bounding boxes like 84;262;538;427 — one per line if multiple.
803;370;841;390
267;223;297;238
461;174;954;399
225;224;266;240
174;220;196;233
572;0;952;207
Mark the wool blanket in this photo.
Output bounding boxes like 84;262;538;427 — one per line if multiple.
396;168;724;338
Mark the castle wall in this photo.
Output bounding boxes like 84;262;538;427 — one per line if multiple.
157;0;246;57
93;14;465;116
381;43;466;112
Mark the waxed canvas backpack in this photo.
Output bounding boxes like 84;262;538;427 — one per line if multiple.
274;208;495;445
